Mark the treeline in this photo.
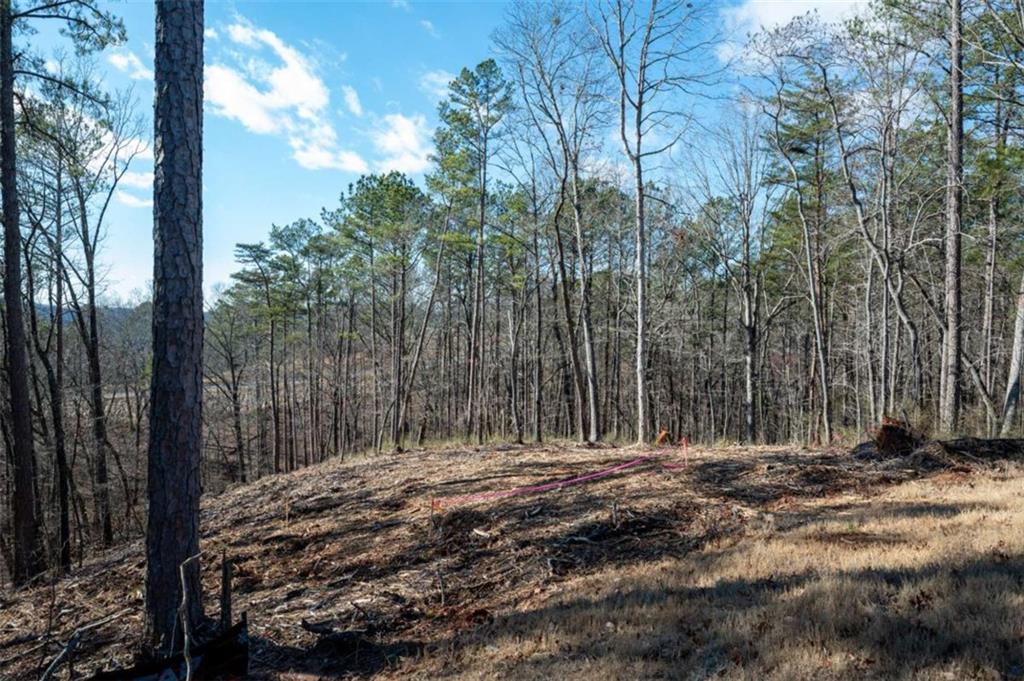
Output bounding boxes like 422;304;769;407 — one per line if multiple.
203;0;1024;470
4;0;1024;588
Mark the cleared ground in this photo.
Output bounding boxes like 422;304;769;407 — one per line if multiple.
1;441;1022;679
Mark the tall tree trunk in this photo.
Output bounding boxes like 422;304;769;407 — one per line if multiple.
27;167;72;573
305;295;315;463
465;166;488;444
146;0;205;653
940;0;963;433
369;240;382;452
232;379;246;483
268;311;281;472
474;158;487;445
1000;269;1024;436
395;258;406;446
1;0;45;585
342;295;355;453
254;334;267;477
398;211;449;447
532;222;543;443
83;249;113;545
983;197;998;435
53;163;71;572
551;185;586;443
633;157;649;445
570;177;600;442
742;292;758;443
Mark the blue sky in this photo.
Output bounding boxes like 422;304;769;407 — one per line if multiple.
30;0;865;301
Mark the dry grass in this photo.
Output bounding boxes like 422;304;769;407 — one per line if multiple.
1;441;1023;680
425;468;1024;680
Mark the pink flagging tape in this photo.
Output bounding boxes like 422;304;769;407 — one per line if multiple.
432;456;656;510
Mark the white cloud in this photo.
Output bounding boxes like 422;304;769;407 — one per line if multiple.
205;27;219;40
116;190;152;209
372;113;431;174
205;18;364;173
581;155;631;183
718;1;866;62
418;69;454;100
341;85;363;117
222;22;328;120
391;0;411;9
205;65;279;133
722;0;865;33
420;19;440;39
108;51;153;81
290;122;369;172
86;122;152;174
120;170;151;190
293;145;369;173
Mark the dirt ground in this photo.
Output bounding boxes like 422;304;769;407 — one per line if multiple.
1;440;1023;680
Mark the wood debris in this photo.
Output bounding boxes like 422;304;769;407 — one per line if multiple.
1;439;1021;679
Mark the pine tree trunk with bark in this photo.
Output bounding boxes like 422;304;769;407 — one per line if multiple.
1;0;45;586
146;0;205;654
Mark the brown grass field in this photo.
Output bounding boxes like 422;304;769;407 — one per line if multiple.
1;441;1023;680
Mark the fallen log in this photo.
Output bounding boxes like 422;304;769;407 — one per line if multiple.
938;437;1024;460
856;428;1024;470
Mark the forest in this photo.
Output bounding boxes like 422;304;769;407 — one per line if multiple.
3;0;1024;679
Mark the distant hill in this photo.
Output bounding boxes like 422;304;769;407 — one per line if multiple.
32;302;149;325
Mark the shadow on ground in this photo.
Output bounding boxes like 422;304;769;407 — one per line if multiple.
433;503;1024;680
5;444;1022;680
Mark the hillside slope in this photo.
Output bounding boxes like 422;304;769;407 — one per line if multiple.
2;442;1023;679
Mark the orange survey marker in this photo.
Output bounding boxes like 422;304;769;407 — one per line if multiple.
661;437;690;470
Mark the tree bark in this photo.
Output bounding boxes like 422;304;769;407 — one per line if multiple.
146;0;205;654
52;163;71;571
26;160;71;572
550;182;587;443
983;196;998;435
570;176;600;442
940;0;963;433
1000;269;1024;436
633;157;648;445
742;290;758;443
398;209;450;448
81;227;114;545
1;0;45;585
532;216;543;443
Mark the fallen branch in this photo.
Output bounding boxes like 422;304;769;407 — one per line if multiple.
300;618;371;655
39;608;131;681
179;552;202;681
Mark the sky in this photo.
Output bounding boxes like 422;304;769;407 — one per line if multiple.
30;0;865;302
